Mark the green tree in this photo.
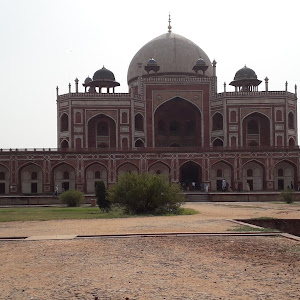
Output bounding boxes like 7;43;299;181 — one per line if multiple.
95;181;111;212
108;173;184;214
59;190;85;207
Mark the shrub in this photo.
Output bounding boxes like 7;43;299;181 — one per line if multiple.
59;189;85;207
95;181;111;212
108;173;185;214
281;189;294;204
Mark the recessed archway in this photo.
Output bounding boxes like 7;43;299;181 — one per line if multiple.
87;114;116;148
154;97;201;147
242;112;270;147
179;161;202;190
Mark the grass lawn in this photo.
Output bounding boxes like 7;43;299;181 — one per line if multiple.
0;206;197;222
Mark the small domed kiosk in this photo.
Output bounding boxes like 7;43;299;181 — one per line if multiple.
229;65;262;92
83;66;120;93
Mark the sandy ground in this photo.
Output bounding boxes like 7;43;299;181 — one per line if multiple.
0;202;299;299
0;202;299;238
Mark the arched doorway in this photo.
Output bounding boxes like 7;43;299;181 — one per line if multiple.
211;161;233;191
242;161;265;191
179;161;202;190
274;161;296;190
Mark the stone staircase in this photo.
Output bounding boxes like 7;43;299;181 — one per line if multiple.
185;193;210;202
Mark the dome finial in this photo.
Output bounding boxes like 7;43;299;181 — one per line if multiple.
168;13;172;33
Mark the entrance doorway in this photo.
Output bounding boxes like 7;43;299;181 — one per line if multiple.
0;183;5;194
247;179;253;191
31;183;37;194
216;180;222;191
278;179;284;190
180;162;202;190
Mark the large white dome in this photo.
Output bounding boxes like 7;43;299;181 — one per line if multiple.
127;32;213;84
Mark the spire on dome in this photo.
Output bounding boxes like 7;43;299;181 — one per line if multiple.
168;13;172;33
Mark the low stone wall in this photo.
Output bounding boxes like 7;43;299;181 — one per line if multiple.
209;192;300;202
0;195;96;206
185;192;300;202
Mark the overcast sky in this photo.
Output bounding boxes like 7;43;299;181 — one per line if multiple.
0;0;299;148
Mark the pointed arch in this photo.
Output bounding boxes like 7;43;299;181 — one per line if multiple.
288;112;295;129
210;160;234;191
148;161;170;180
212;138;223;147
288;137;295;147
61;139;69;149
18;163;43;194
274;159;298;190
87;113;116;149
60;113;69;132
179;160;203;190
134;113;144;131
212;112;223;131
0;164;10;194
154;97;202;147
135;139;145;147
242;159;266;191
52;162;76;193
117;162;139;178
85;162;108;192
242;112;271;147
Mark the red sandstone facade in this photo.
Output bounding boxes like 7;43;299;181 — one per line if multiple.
0;29;298;195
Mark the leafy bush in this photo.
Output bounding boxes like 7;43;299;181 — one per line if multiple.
59;189;85;207
108;173;185;214
95;181;111;212
281;189;294;204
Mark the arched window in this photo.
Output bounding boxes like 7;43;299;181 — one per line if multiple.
248;120;259;134
230;110;236;123
247;169;253;177
212;113;223;131
31;172;37;180
121;112;128;123
289;138;295;147
278;169;284;177
216;169;222;177
95;171;101;179
63;171;69;180
276;110;282;122
135;139;144;147
61;114;69;132
169;121;180;135
135;114;144;131
61;140;69;149
213;139;223;147
75;112;81;123
97;122;109;136
288;112;295;129
0;172;5;180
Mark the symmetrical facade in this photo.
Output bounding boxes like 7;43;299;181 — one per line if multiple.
0;26;299;195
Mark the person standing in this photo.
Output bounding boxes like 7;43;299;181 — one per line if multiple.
222;179;227;192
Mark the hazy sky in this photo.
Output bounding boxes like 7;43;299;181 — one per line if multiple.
0;0;299;148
